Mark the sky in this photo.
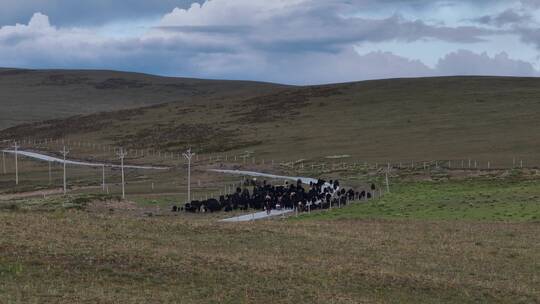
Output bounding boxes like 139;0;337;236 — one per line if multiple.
1;0;540;84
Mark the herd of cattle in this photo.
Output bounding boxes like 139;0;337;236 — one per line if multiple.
171;178;376;214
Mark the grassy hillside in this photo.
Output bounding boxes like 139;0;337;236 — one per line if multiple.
3;76;540;166
1;211;539;303
0;68;285;130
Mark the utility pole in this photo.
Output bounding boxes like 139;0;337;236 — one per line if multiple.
2;150;5;174
183;148;195;203
385;169;390;193
13;142;19;185
60;146;69;194
102;164;106;192
48;161;52;184
117;148;127;200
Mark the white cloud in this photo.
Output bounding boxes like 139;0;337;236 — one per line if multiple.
0;13;111;66
269;49;434;84
160;0;306;27
0;12;53;43
0;0;198;27
436;50;537;76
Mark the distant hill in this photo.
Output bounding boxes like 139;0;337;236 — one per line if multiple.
0;68;286;130
3;75;540;165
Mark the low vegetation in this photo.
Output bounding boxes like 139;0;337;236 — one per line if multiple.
0;193;119;212
1;211;539;303
4;76;540;165
300;178;540;222
0;167;539;303
0;68;284;129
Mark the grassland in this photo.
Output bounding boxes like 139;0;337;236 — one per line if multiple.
300;177;540;222
1;210;539;304
3;76;540;167
1;157;540;303
2;72;540;303
0;68;284;129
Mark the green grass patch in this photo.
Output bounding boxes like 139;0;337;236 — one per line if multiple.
299;179;540;222
0;193;119;212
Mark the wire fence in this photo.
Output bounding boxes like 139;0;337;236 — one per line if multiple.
1;137;535;172
5;136;537;206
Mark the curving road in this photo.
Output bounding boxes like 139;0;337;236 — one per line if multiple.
1;149;170;170
220;209;294;222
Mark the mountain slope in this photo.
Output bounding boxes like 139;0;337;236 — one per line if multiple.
0;68;286;130
2;76;540;165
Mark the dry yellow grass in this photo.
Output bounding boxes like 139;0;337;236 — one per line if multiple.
1;211;539;303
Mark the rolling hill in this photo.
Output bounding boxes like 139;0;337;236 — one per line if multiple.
0;68;286;130
2;74;540;166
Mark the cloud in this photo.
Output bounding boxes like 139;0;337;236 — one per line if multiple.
158;0;497;47
472;9;533;27
0;1;538;84
0;13;108;65
468;3;540;53
266;49;435;84
0;0;200;27
520;0;540;9
0;0;518;27
288;49;538;84
436;50;537;76
515;27;540;50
